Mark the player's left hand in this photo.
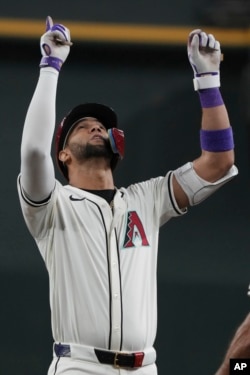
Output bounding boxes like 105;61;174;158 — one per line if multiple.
187;29;222;90
187;29;221;76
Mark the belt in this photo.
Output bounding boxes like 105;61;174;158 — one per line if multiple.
94;348;144;368
54;343;145;368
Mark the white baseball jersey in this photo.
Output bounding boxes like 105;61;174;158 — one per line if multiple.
17;171;185;352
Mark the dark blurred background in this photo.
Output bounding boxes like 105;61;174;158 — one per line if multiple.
0;1;249;374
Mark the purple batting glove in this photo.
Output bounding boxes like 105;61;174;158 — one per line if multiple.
40;16;72;72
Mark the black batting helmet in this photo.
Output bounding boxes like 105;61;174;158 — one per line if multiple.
55;103;119;180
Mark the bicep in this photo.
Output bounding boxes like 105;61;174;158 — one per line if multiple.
172;174;189;209
20;152;55;202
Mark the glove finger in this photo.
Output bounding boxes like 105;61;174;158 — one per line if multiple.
188;29;201;46
190;33;200;48
51;25;70;42
51;24;66;33
189;33;200;58
207;34;216;49
214;40;220;51
48;30;69;44
188;34;200;71
188;29;202;39
46;16;53;32
199;32;208;48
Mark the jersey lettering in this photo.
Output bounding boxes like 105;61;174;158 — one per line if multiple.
123;211;149;248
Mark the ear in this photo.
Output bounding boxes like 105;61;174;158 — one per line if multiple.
59;149;70;163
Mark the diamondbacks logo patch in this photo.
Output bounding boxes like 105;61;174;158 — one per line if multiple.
123;211;149;248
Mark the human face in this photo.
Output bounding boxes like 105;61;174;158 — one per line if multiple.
65;117;112;161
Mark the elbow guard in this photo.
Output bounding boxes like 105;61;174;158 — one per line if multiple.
173;162;238;206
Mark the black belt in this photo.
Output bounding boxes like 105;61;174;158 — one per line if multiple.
94;348;144;368
54;343;145;368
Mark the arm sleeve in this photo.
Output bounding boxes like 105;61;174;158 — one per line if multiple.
20;67;59;202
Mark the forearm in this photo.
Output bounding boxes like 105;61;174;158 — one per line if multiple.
193;89;235;182
201;105;229;132
20;68;58;201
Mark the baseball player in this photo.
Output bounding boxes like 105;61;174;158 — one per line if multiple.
215;312;250;375
215;286;250;374
17;16;238;375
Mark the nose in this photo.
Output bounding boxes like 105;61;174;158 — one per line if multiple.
90;124;102;133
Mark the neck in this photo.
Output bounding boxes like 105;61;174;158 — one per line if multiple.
68;164;115;190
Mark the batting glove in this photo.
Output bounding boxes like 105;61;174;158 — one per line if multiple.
187;29;222;91
40;16;72;72
108;128;125;159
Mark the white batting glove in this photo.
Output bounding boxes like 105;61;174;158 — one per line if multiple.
187;29;222;91
40;16;72;72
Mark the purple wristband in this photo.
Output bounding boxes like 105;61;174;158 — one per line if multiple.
39;56;63;72
198;88;224;108
200;127;234;152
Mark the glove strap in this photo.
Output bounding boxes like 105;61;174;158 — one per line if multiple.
39;56;63;72
193;73;220;91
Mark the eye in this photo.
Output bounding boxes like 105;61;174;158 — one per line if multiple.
77;124;86;130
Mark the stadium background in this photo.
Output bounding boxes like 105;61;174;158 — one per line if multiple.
0;1;249;374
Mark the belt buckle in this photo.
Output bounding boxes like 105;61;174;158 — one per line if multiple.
113;351;144;369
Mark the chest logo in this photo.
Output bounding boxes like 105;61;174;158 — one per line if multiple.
123;211;149;248
69;195;85;201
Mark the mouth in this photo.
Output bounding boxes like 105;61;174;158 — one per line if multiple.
91;135;105;142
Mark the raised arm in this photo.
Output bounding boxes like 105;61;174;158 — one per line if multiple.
173;29;238;208
20;16;71;202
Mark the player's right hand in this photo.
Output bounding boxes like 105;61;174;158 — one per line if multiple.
40;16;72;71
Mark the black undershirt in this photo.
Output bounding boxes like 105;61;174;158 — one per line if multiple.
83;189;116;204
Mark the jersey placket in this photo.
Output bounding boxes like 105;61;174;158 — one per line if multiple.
107;194;125;350
108;226;122;350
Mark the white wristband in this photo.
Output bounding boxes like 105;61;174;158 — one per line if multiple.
193;74;220;91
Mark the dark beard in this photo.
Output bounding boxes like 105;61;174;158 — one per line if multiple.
68;138;113;162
